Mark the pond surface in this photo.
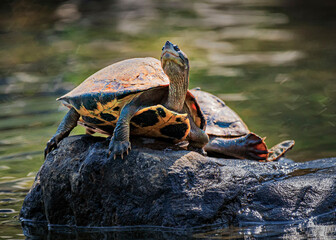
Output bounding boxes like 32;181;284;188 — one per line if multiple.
0;0;335;239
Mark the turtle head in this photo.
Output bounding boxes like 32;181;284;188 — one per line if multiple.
161;41;190;112
161;41;189;78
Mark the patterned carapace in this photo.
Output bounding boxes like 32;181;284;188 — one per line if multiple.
57;57;205;141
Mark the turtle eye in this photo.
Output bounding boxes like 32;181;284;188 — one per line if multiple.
174;45;180;51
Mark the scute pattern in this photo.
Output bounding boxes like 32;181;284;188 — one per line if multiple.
131;105;190;140
160;123;189;140
77;93;138;128
59;58;169;100
190;89;249;137
56;58;205;141
78;104;190;140
131;110;160;127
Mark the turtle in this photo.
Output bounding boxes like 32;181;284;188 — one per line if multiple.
80;87;294;161
44;41;209;160
190;88;295;161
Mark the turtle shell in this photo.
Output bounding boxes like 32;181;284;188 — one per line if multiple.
190;89;249;137
58;57;169;110
57;57;205;141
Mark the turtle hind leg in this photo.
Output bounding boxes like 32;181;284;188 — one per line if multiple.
204;133;268;160
266;140;295;162
44;108;80;159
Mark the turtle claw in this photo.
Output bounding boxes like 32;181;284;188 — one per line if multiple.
108;138;131;160
44;136;58;159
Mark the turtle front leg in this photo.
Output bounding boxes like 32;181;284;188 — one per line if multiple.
44;108;80;159
108;89;166;160
108;102;140;160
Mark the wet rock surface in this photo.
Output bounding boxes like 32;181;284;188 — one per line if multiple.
20;135;336;228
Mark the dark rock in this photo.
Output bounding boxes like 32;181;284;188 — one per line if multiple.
20;135;336;229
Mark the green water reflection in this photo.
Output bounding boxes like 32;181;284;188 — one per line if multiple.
0;0;335;239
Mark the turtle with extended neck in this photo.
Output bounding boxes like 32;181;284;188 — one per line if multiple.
44;41;209;160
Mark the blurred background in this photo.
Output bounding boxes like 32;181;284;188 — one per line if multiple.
0;0;335;238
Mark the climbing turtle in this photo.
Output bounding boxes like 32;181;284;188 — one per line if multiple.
44;41;209;159
191;89;295;161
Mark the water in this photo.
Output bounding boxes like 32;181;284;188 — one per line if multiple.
0;0;335;238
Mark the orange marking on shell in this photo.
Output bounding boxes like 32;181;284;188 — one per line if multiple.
131;105;190;141
59;58;170;100
185;90;206;131
191;103;197;111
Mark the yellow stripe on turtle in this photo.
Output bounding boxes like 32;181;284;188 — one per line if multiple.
101;94;138;114
131;104;190;141
74;95;191;141
75;93;140;127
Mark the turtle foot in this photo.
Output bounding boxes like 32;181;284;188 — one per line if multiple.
108;138;131;160
245;133;268;160
44;136;59;159
266;140;295;162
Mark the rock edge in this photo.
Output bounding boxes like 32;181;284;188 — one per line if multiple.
20;135;336;228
